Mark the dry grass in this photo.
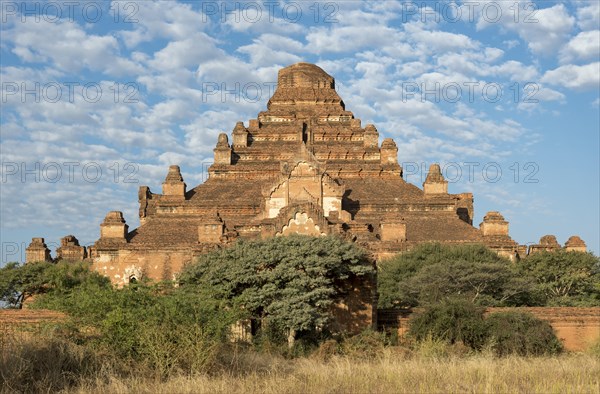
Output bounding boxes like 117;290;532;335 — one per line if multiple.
71;351;599;394
2;329;599;394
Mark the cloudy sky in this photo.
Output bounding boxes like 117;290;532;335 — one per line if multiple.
1;0;599;262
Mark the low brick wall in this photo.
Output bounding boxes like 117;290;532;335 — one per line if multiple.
378;307;600;351
0;309;66;336
0;309;66;324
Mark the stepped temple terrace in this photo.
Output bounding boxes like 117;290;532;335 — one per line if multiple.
25;63;587;331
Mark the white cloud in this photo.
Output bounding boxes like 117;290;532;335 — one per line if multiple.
395;61;432;78
489;60;538;81
559;30;600;63
503;40;520;49
517;4;575;55
117;1;210;48
309;1;401;29
476;2;575;56
533;86;565;102
6;20;143;76
305;25;401;54
137;69;201;99
379;96;525;150
576;2;600;31
516;84;567;112
145;97;190;120
223;9;304;34
404;22;479;53
237;34;304;67
148;33;223;71
541;62;600;90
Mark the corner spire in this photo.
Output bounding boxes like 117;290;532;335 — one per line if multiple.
162;165;186;198
423;164;448;194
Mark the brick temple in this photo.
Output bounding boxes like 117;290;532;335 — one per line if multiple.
26;63;586;331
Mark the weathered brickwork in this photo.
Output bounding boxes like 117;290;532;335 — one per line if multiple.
25;238;52;263
26;63;587;332
56;235;86;262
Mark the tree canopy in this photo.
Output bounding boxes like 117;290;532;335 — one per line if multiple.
378;243;600;308
179;234;374;346
518;250;600;306
0;261;109;308
377;243;532;308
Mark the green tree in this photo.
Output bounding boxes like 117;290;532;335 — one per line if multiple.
400;260;535;306
0;261;54;307
179;235;374;348
518;250;600;306
0;261;110;309
378;243;531;308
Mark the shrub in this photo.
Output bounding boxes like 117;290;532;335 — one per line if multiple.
408;299;487;350
412;334;471;359
339;329;388;359
484;311;563;356
32;276;237;377
312;339;340;361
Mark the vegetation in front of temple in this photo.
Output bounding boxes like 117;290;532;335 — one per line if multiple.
377;243;600;308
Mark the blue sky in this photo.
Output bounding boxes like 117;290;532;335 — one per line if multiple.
1;0;599;263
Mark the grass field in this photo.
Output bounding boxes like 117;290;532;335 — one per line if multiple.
73;353;599;394
2;333;598;394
